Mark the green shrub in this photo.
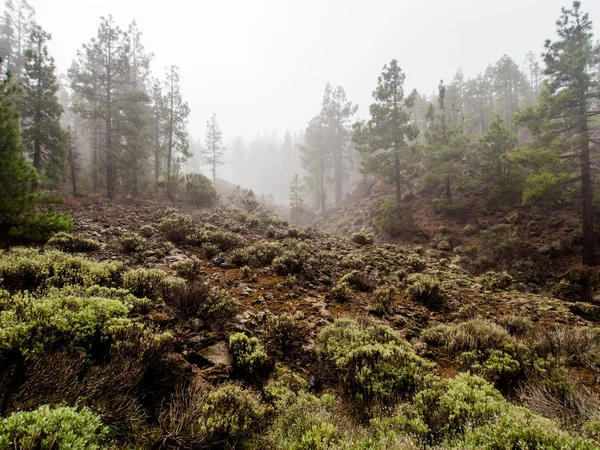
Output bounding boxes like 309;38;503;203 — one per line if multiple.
122;268;167;300
173;257;203;280
352;231;374;245
46;232;101;253
229;333;270;377
159;213;195;244
373;285;398;314
377;373;506;444
0;405;108;450
202;243;220;260
199;384;266;445
479;224;520;264
162;280;240;327
185;173;217;207
0;249;122;293
119;233;145;254
460;406;596;450
229;247;254;267
406;274;443;309
433;198;459;214
8;206;73;242
463;224;477;236
522;171;563;209
318;319;430;405
481;271;513;291
0;291;132;357
373;199;416;236
266;391;339;450
265;313;300;351
330;282;352;302
341;270;375;292
206;230;246;252
139;224;156;238
272;246;314;278
404;253;426;272
252;242;283;266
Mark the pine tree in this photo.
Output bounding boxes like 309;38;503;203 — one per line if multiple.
289;174;304;227
0;0;35;79
423;81;470;204
354;59;419;204
70;15;130;199
517;1;600;266
299;113;329;214
321;83;357;206
20;26;67;187
164;65;190;182
203;113;225;185
0;58;38;227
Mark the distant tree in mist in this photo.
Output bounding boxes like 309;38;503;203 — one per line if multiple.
69;15;131;199
422;81;470;204
353;59;419;204
0;0;36;79
164;65;190;182
20;26;68;188
289;173;304;226
203;113;225;185
515;1;600;267
299;113;329;214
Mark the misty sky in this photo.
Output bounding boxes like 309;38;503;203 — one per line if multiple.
29;0;600;142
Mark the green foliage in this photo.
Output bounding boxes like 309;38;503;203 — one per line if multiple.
159;213;195;244
139;224;156;238
0;248;122;293
341;270;374;292
479;224;521;264
172;257;203;280
122;268;167;300
272;245;314;278
406;273;443;309
265;313;300;351
0;290;132;357
0;404;108;450
330;281;352;302
352;230;374;245
198;384;266;445
8;206;73;242
373;199;416;236
229;332;270;377
373;285;398;314
0;63;39;229
522;171;563;208
318;319;430;405
46;232;101;253
184;172;217;206
377;373;506;444
202;243;220;259
480;271;513;291
460;406;597;449
119;232;145;254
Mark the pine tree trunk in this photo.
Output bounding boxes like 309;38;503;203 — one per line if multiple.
394;151;402;204
445;175;452;202
68;141;77;196
580;96;596;266
154;110;160;190
106;33;115;200
92;119;98;192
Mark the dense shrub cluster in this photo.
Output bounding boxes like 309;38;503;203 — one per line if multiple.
229;333;270;377
46;232;101;253
373;199;417;236
8;206;73;242
119;232;145;254
406;273;443;309
318;319;430;406
184;173;218;207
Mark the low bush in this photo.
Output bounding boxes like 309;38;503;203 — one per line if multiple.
373;285;398;314
122;268;167;300
406;273;443;309
341;270;375;292
373;199;416;236
201;243;220;260
377;373;506;444
264;313;300;351
119;233;145;254
185;173;217;207
480;271;513;291
0;404;108;450
162;280;240;328
330;281;352;302
272;246;314;278
318;319;430;405
46;232;101;253
159;213;196;244
229;333;270;377
352;230;374;245
173;257;203;280
0;249;122;293
139;224;156;238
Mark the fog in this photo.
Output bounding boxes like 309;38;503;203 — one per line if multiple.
14;0;600;202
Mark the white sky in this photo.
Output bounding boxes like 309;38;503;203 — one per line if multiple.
27;0;600;141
